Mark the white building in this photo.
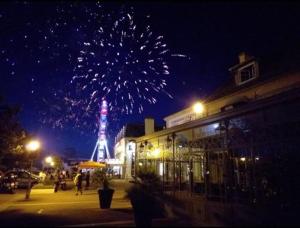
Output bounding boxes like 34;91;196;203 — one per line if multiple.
113;118;163;179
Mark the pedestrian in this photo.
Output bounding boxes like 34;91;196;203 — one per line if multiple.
66;170;70;179
54;170;61;193
60;171;67;190
62;169;66;179
85;171;90;190
74;170;83;195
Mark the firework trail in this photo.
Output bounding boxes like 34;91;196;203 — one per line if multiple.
0;2;187;133
69;5;186;118
53;4;187;133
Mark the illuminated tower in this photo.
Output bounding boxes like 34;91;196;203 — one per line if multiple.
90;98;110;162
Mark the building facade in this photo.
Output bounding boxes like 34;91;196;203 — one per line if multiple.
134;53;300;214
114;118;163;179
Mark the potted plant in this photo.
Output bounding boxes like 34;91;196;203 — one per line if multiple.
126;169;166;226
92;169;114;209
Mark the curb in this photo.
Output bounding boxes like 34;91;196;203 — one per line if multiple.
61;218;190;227
62;220;135;227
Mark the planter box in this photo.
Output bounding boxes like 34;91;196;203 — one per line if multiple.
130;194;165;227
98;188;114;209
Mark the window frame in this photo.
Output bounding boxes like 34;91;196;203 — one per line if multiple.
237;62;258;85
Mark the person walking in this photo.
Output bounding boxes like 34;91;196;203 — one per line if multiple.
60;171;67;190
66;170;70;179
54;170;61;193
74;170;83;195
85;171;90;190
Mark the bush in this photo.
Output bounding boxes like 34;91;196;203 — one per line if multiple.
91;168;111;189
126;169;165;221
43;177;55;186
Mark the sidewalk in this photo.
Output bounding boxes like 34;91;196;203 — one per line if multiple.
0;182;134;227
1;180;195;227
0;191;24;212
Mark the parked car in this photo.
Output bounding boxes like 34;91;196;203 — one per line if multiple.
0;172;18;193
4;170;40;189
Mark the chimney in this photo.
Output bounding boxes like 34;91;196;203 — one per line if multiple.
145;117;154;135
238;52;251;64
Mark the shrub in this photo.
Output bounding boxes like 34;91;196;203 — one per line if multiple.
126;169;165;220
91;168;111;189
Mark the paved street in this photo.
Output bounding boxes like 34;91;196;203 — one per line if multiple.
0;180;135;227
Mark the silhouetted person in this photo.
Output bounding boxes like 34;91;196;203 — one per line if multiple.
74;170;83;195
66;170;70;179
60;171;67;190
85;171;90;190
54;170;61;193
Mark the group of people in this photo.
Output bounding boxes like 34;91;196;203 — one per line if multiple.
51;169;91;195
73;170;90;195
52;169;90;195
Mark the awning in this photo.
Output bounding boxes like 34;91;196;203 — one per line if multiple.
78;161;106;169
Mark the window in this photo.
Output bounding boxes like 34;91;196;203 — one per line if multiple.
239;64;256;83
236;62;258;85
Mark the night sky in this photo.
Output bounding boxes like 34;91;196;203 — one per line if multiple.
1;1;300;158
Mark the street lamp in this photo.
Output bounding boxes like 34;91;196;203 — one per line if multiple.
25;139;41;200
193;102;204;113
45;156;53;164
45;156;55;167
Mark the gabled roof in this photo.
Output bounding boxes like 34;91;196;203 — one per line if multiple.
206;48;300;102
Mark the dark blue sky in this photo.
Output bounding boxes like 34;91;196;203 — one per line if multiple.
1;1;300;158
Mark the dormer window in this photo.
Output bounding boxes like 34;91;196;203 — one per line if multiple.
239;63;257;84
229;52;260;86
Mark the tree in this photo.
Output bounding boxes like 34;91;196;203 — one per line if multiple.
52;155;64;170
0;96;28;169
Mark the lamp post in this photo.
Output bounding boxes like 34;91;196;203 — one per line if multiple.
25;140;41;200
143;141;148;170
193;101;205;119
167;133;176;195
138;142;145;175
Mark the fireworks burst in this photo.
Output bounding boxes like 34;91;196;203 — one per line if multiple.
68;5;186;118
0;2;187;133
53;4;187;133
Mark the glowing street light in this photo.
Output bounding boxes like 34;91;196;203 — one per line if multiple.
25;140;40;152
193;101;205;121
152;148;161;158
45;156;53;164
193;102;204;114
25;139;41;200
45;156;55;167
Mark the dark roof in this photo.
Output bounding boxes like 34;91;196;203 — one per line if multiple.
115;123;164;142
155;125;164;132
124;123;145;138
206;47;300;102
